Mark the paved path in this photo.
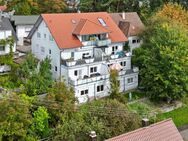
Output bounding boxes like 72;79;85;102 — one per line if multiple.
180;129;188;141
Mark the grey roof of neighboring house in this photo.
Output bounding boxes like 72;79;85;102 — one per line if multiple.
0;17;17;40
110;12;145;37
11;15;39;25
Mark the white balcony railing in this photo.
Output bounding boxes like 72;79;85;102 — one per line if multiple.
68;74;110;86
96;39;111;47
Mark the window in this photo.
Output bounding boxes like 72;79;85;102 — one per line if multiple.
37;32;41;38
82;35;89;41
98;18;107;26
74;70;78;76
0;46;5;51
49;49;51;54
97;85;104;92
81;89;89;95
40;46;45;54
137;39;140;43
55;66;57;72
120;61;126;66
49;35;54;41
44;34;47;39
112;46;118;54
132;40;136;44
90;67;97;73
128;78;133;83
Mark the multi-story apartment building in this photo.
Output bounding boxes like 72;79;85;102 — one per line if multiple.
28;12;138;103
0;16;17;73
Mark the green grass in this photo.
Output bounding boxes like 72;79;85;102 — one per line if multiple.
157;105;188;127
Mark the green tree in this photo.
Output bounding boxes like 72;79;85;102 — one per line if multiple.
79;99;141;140
37;0;67;13
109;70;124;103
133;16;188;102
17;54;53;96
0;93;37;140
7;0;39;15
31;106;50;138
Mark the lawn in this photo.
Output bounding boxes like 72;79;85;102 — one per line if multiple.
127;99;161;118
157;105;188;127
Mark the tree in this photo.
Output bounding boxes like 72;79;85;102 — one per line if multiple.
133;14;188;102
31;106;50;138
156;3;188;28
109;70;124;103
79;99;141;140
79;0;140;13
17;53;53;96
37;0;67;13
7;0;39;15
0;94;37;140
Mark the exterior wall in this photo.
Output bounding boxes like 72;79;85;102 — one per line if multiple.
16;25;33;46
31;21;61;79
128;36;143;52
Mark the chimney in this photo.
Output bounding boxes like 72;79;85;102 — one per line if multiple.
89;131;97;141
142;118;149;127
122;11;126;20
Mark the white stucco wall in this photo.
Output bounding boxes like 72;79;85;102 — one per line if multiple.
16;25;33;46
31;21;61;79
128;36;143;52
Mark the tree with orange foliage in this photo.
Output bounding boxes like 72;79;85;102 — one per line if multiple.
156;3;188;28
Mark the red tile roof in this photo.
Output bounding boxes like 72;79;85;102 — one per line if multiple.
106;119;183;141
41;12;127;49
72;18;110;35
0;5;7;11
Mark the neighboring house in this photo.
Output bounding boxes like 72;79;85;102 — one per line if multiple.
106;119;184;141
28;12;138;103
110;12;144;52
0;16;17;73
11;15;39;46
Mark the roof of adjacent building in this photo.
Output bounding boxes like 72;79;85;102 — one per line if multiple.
11;15;39;25
0;5;7;11
0;17;17;40
110;12;144;37
105;119;183;141
28;12;127;49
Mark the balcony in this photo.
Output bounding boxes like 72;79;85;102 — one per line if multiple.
68;73;110;86
96;39;111;47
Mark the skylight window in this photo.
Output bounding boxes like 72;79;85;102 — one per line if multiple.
98;18;106;27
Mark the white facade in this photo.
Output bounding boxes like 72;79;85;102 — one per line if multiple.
16;25;33;46
0;30;16;73
128;36;143;52
31;20;139;103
